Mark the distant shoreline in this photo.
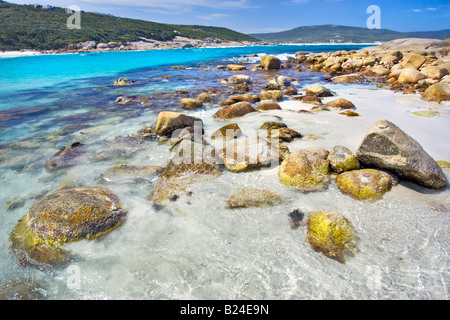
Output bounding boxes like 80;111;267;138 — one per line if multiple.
0;41;380;59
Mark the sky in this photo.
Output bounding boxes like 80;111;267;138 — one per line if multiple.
5;0;450;34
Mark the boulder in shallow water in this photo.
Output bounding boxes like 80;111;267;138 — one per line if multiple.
335;168;398;201
220;136;281;172
278;147;330;192
226;188;282;208
113;77;131;86
154;111;202;137
45;142;87;172
149;140;221;206
213;102;256;120
260;90;283;101
356;120;447;189
256;100;282;111
305;85;334;97
327;146;360;173
179;98;203;110
227;64;247;71
325;98;355;110
306;211;357;264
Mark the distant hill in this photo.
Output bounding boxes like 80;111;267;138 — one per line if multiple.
249;25;450;43
0;2;258;51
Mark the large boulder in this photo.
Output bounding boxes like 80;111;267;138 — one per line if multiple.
420;66;449;80
226;188;282;208
261;55;281;70
260;90;283;101
154;111;202;137
305;85;334;97
422;83;450;103
213;102;256;120
220;136;281;172
401;53;427;70
278;147;330;192
356;120;447;189
306;211;357;264
327;146;360;173
335;169;398;201
398;69;426;84
179;98;203;110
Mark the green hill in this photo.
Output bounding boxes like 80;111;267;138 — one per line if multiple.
249;25;450;43
0;2;258;51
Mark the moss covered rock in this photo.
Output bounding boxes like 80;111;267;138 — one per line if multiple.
226;188;282;208
327;146;360;173
306;211;356;264
27;187;127;243
278;147;330;192
335;169;398;201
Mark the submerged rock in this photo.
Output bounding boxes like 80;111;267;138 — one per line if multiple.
213;102;256;120
226;188;282;208
113;77;131;86
356;120;447;189
45;142;87;172
149;140;221;206
335;168;398;201
306;211;357;264
220;136;281;172
278;147;330;192
327;146;360;173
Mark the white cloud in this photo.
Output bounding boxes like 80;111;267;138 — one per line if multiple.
196;13;230;20
411;9;422;12
426;8;437;11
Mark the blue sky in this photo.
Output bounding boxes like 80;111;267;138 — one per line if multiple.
6;0;450;34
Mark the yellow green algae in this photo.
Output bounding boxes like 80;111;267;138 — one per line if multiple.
306;211;357;264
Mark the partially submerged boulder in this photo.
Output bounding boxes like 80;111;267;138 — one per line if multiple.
179;98;203;110
213;102;256;120
305;85;334;97
324;98;355;110
10;186;127;270
278;147;330;192
211;123;242;140
356;120;447;189
226;188;282;208
256;100;282;111
335;169;398;201
260;90;283;101
306;211;356;264
261;55;281;70
154;111;202;137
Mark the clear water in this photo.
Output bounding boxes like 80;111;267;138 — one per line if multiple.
0;44;449;300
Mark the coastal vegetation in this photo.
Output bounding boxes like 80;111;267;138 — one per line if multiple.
0;2;258;51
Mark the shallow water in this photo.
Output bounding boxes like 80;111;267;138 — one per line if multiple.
0;45;449;300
